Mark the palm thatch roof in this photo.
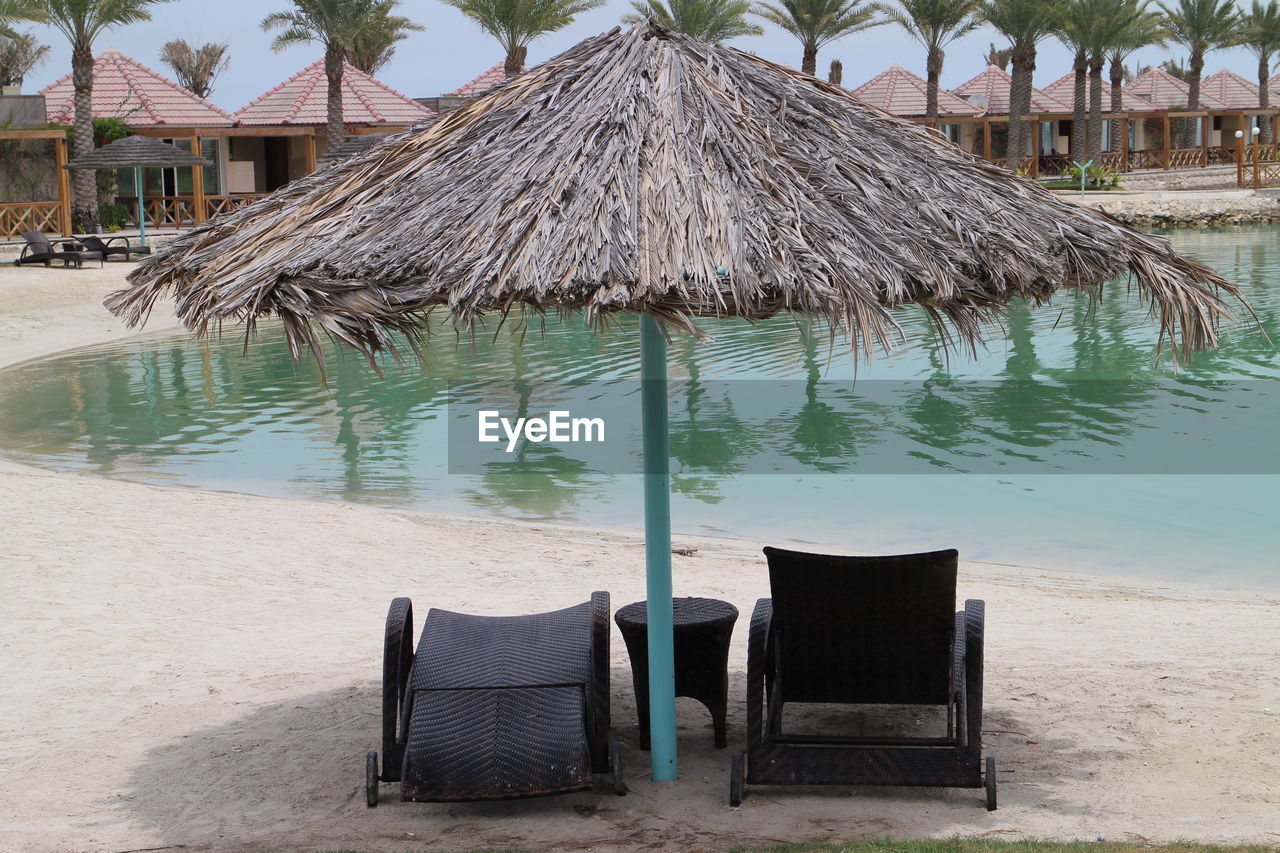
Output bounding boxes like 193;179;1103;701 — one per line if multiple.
108;24;1239;366
67;135;213;169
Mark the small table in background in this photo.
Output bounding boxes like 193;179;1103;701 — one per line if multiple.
614;597;739;749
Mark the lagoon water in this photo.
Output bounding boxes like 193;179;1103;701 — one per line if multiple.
1;226;1277;590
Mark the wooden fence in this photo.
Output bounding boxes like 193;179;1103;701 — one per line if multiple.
0;201;65;237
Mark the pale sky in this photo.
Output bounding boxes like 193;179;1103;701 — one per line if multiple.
15;0;1263;115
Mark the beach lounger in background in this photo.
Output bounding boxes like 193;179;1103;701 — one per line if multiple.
730;547;996;809
367;591;624;804
73;235;151;261
13;231;102;269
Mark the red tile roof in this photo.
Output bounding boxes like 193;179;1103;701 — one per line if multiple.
1041;71;1155;112
849;64;979;117
233;59;437;125
1200;69;1260;109
39;47;233;127
952;65;1072;115
448;64;508;98
1125;68;1230;110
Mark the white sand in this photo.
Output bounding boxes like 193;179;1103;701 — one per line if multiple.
0;263;1278;853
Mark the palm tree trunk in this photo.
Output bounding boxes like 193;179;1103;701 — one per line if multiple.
71;44;98;232
926;46;944;123
1008;44;1036;172
1087;54;1104;162
802;45;817;77
1260;55;1272;146
504;45;527;77
1109;57;1125;161
324;46;345;151
1071;51;1086;159
1184;51;1203;149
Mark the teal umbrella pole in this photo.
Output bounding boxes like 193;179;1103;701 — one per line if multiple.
134;165;147;248
640;313;677;781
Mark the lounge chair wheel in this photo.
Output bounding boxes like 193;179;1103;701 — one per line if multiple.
729;752;745;806
366;751;379;807
610;740;626;796
985;755;997;811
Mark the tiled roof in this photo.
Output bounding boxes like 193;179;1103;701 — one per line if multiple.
849;64;980;117
39;47;233;127
233;60;437;125
952;65;1071;115
1200;69;1260;109
1125;68;1230;110
1041;71;1155;112
447;64;508;97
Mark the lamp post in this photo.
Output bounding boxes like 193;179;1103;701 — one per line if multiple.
1236;129;1246;188
1252;125;1262;190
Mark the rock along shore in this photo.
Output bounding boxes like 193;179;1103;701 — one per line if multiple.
1059;188;1280;227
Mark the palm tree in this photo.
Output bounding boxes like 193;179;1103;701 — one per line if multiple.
623;0;762;43
879;0;980;120
158;39;229;99
263;0;412;149
1086;0;1149;160
1243;0;1280;143
753;0;880;76
1056;0;1097;157
33;0;168;230
1158;0;1239;110
983;40;1012;67
0;30;50;86
0;0;43;38
446;0;605;77
1105;7;1163;148
981;0;1064;171
346;1;423;75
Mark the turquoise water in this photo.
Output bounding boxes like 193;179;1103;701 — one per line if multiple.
0;226;1276;590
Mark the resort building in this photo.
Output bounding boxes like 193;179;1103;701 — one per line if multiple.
951;65;1073;164
417;64;507;115
231;59;436;191
849;64;981;150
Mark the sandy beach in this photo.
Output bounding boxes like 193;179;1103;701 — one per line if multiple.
0;261;1278;853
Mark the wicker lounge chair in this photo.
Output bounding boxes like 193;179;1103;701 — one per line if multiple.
13;231;102;268
366;591;624;805
729;547;996;809
73;235;151;261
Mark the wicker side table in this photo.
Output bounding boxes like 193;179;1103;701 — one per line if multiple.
614;597;739;749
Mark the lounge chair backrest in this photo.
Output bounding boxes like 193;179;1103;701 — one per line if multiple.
762;546;958;705
77;236;107;252
20;231;53;252
416;601;592;689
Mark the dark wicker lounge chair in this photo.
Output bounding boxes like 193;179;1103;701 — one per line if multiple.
13;231;102;268
366;591;624;805
729;547;996;809
73;235;151;261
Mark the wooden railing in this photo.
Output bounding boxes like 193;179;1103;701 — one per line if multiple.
203;193;267;218
118;193;268;229
0;201;65;237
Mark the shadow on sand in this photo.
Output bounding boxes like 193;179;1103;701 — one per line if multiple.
126;667;1076;852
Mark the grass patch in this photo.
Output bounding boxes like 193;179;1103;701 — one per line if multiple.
729;842;1278;853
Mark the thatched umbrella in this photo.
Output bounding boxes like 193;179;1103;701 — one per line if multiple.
66;135;213;246
107;23;1242;782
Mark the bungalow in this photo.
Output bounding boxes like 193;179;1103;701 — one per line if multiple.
951;65;1072;163
848;64;980;150
1039;71;1157;155
39;48;237;226
231;59;436;191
